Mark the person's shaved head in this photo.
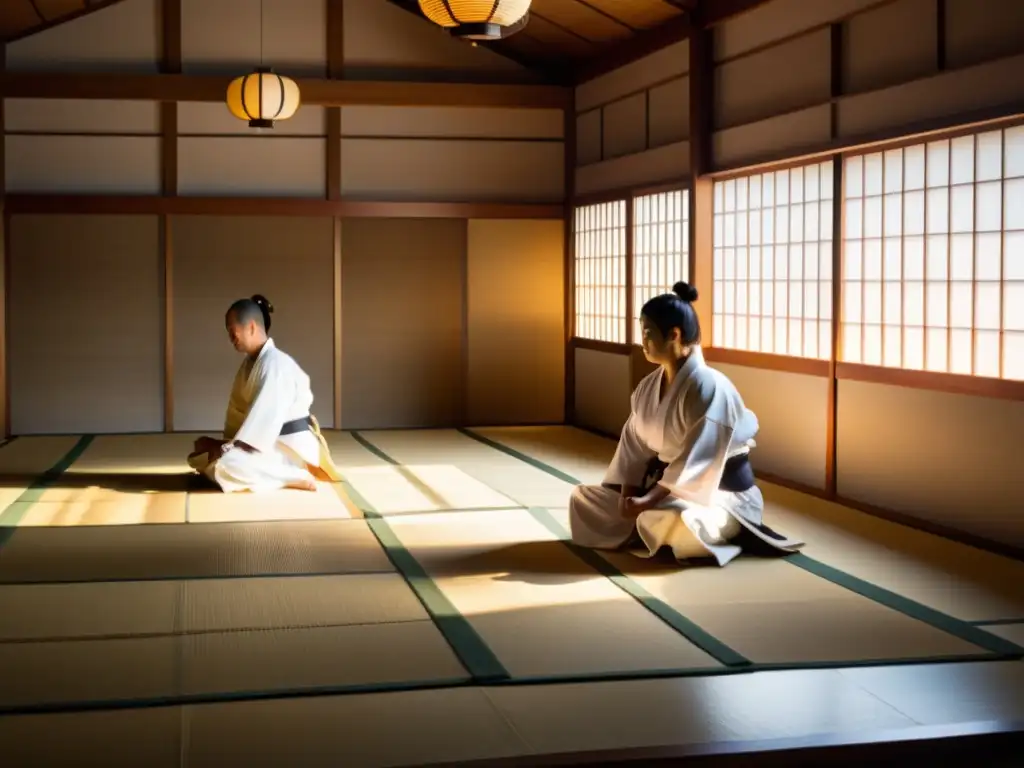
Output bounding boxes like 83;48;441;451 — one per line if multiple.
225;294;274;354
227;298;266;330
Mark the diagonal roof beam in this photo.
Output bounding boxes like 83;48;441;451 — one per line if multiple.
383;0;566;83
574;0;774;83
4;0;130;42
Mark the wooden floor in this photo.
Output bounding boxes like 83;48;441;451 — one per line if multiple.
0;426;1022;767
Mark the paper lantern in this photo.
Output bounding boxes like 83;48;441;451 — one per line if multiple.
226;68;301;129
417;0;531;40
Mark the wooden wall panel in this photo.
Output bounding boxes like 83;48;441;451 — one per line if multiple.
340;106;563;139
177;138;327;197
842;0;937;94
648;76;689;148
180;0;327;76
8;214;163;434
835;54;1024;139
340;139;564;202
714;28;831;129
170;215;335;431
713;0;881;61
602;93;647;160
837;381;1024;548
713;104;831;169
5;135;162;194
5;0;160;73
573;347;630;437
340;218;464;429
575;140;689;196
575;110;602;166
4;98;161;133
714;363;829;490
945;0;1024;69
575;39;688;113
466;219;564;425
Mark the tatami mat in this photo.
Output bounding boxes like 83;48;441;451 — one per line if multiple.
350;430;572;509
324;431;520;514
0;706;182;768
187;484;353;524
385;508;722;677
7;494;187;527
472;426;1024;625
180;573;429;633
184;688;529;768
0;520;393;583
0;620;471;713
0;573;427;641
0;580;179;641
600;552;988;664
355;429;1018;666
71;434;203;474
180;621;469;699
0;634;179;711
0;436;86;519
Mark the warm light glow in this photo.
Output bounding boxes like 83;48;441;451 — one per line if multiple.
417;0;531;39
226;69;301;128
343;464;518;514
712;160;835;359
842;125;1024;380
574;201;628;344
633;189;690;344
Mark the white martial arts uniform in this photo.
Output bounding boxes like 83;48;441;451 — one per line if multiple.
188;338;338;493
569;346;803;566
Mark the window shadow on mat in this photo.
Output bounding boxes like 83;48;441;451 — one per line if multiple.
0;472;204;494
417;540;738;586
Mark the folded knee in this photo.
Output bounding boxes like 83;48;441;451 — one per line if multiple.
569;483;601;509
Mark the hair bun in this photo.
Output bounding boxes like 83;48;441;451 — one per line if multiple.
251;294;274;314
672;281;699;303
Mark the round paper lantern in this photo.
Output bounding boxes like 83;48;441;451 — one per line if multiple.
417;0;531;40
226;68;301;129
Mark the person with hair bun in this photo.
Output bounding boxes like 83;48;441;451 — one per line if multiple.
569;281;803;566
187;294;342;493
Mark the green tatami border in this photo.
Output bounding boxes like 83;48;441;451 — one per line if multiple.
352;430;750;669
455;427;1024;662
346;431;509;684
0;435;95;536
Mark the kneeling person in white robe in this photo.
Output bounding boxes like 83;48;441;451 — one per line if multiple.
187;294;341;493
569;281;803;566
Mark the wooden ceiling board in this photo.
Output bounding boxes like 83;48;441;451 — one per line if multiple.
34;0;89;22
579;0;685;30
0;1;43;39
531;0;636;42
515;12;600;58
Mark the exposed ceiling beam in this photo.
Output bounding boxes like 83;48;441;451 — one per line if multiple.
0;70;571;109
574;0;774;83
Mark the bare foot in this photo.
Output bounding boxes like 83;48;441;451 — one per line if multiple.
286;477;318;492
